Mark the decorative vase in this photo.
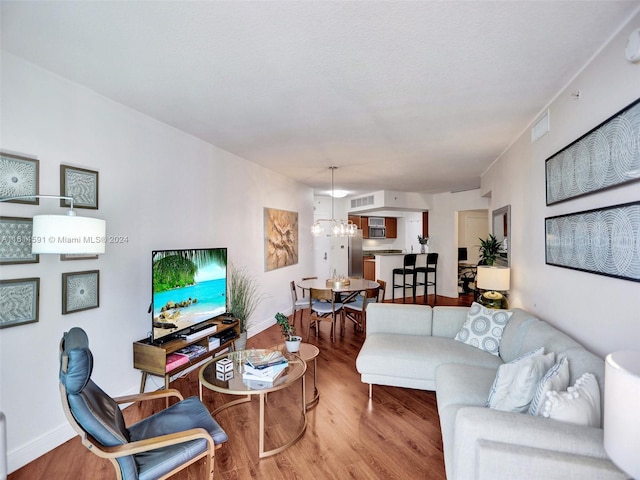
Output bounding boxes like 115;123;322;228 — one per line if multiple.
420;244;426;254
235;331;247;351
285;336;302;353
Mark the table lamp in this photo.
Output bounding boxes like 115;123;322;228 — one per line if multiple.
476;266;510;309
604;350;640;478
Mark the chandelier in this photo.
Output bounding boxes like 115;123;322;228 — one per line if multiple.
311;167;358;237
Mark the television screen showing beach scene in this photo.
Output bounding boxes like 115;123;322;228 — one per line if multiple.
152;248;227;343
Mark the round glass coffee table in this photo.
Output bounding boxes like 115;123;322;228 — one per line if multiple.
199;349;307;458
268;342;320;410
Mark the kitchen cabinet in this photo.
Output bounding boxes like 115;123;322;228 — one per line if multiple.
385;217;397;238
348;215;399;239
363;256;376;280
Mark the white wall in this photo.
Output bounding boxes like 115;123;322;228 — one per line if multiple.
430;189;490;297
481;12;640;357
0;53;314;472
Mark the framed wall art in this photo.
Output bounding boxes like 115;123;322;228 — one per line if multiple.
60;165;99;209
545;201;640;282
546;97;640;205
60;253;99;261
264;207;298;272
62;270;100;314
0;152;39;204
0;216;39;265
0;278;40;329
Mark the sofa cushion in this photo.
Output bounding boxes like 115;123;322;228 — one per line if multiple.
435;363;498;480
498;308;539;363
454;302;512;356
356;334;503;389
487;348;556;413
528;356;571;416
542;372;601;427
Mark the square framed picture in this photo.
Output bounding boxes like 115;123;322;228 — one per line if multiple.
60;165;99;209
62;270;100;314
0;278;40;329
60;253;99;261
0;216;39;265
0;152;39;204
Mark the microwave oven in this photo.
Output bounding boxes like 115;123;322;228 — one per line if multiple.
369;226;386;239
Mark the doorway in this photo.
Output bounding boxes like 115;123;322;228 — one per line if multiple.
457;209;488;296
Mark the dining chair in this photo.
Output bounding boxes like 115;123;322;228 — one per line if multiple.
290;280;310;330
375;279;387;302
342;285;380;334
307;288;343;342
59;327;227;480
414;253;438;305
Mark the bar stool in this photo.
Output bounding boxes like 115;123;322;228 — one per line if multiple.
391;254;417;303
414;253;438;305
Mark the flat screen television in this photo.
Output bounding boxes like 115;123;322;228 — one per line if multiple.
151;247;228;344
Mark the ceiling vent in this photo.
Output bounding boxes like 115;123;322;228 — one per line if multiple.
531;110;550;142
350;195;375;208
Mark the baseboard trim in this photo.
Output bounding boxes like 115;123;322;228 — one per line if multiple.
8;423;75;474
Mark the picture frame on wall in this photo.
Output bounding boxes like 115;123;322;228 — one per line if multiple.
60;253;99;261
62;270;100;314
545;97;640;206
0;277;40;329
0;216;39;265
60;165;99;209
0;152;39;204
264;207;299;272
545;201;640;282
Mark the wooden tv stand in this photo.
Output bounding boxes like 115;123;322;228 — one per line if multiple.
133;316;240;393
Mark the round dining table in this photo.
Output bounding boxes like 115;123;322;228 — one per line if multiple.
296;278;379;303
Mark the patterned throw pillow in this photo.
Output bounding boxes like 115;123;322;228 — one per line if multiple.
454;302;513;356
528;356;571;416
487;347;556;413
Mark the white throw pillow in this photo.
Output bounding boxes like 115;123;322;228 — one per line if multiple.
542;372;601;427
487;347;556;413
528;356;570;416
454;302;513;356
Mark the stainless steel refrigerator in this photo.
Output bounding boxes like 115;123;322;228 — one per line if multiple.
348;229;363;277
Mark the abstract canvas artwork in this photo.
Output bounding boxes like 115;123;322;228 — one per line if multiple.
264;208;298;271
546;98;640;205
545;202;640;282
62;270;100;314
0;278;40;329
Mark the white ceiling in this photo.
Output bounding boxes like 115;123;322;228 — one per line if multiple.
2;1;639;196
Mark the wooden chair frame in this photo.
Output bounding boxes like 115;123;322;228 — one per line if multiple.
307;287;342;341
59;386;222;480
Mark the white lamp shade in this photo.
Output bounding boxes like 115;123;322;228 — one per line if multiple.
476;266;510;291
32;215;106;254
604;351;640;478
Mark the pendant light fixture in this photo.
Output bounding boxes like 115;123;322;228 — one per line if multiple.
0;194;106;254
311;167;357;237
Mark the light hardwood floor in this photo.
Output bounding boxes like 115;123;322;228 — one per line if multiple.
9;293;472;480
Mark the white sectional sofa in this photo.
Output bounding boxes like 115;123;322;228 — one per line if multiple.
355;303;626;480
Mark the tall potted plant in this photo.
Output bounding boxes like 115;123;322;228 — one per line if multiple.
228;263;264;350
478;234;505;266
275;312;302;353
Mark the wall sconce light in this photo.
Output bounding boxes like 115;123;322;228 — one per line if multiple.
0;195;106;254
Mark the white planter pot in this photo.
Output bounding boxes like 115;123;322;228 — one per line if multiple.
285;336;302;353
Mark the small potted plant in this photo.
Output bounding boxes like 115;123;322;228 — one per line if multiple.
275;312;302;353
417;234;429;254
